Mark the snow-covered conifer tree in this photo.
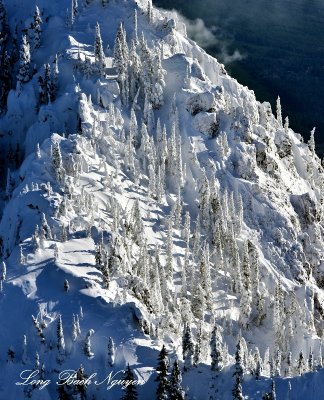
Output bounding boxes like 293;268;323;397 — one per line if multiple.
276;96;282;127
193;324;202;366
31;6;42;50
51;54;59;101
41;212;52;240
107;337;115;367
94;22;105;74
156;119;168;166
147;0;153;23
57;315;65;363
182;323;194;371
133;9;138;45
210;323;223;372
22;335;28;364
297;351;305;375
0;0;9;44
199;169;210;229
52;141;65;183
72;0;78;16
231;240;242;294
17;35;31;86
232;339;244;399
84;329;94;358
35;351;40;370
156;345;169;400
284;116;289;134
121;364;138;400
182;211;191;245
308;127;316;156
1;261;6;281
129;108;139;148
169;359;185;399
64;279;69;292
76;314;81;336
129;40;141;102
308;347;313;372
71;314;78;342
199;241;212;306
165;215;174;277
151;48;166;109
114;22;129;104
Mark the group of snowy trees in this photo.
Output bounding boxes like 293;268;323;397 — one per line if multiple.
38;55;59;105
155;345;185;400
0;1;46;102
113;14;166;108
17;6;43;92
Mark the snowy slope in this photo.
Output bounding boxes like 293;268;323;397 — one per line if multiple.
0;0;324;399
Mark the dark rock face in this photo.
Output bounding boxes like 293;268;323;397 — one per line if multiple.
290;193;317;226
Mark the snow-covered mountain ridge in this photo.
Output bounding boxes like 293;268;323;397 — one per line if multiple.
0;0;323;398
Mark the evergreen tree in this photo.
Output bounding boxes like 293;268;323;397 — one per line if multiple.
284;116;289;134
254;348;262;380
0;50;11;109
107;336;115;367
147;0;153;23
199;169;210;229
199;241;212;307
1;261;6;281
156;345;169;400
72;0;78;16
57;315;65;363
308;127;316;156
71;314;78;342
232;374;243;400
94;22;105;74
233;338;244;379
22;335;28;364
129;199;144;244
133;9;138;45
84;329;94;358
273;279;284;350
31;6;42;50
102;261;110;289
64;279;69;292
151;48;166;109
169;360;185;400
263;379;276;400
182;323;194;371
17;35;31;86
240;289;252;329
51;54;59;101
75;364;88;400
114;22;129;104
121;364;138;400
52;140;65;182
165;215;174;277
276;96;282;127
297;351;305;375
191;280;205;320
0;0;9;44
210;323;223;372
34;351;40;369
308;347;314;372
193;323;202;366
